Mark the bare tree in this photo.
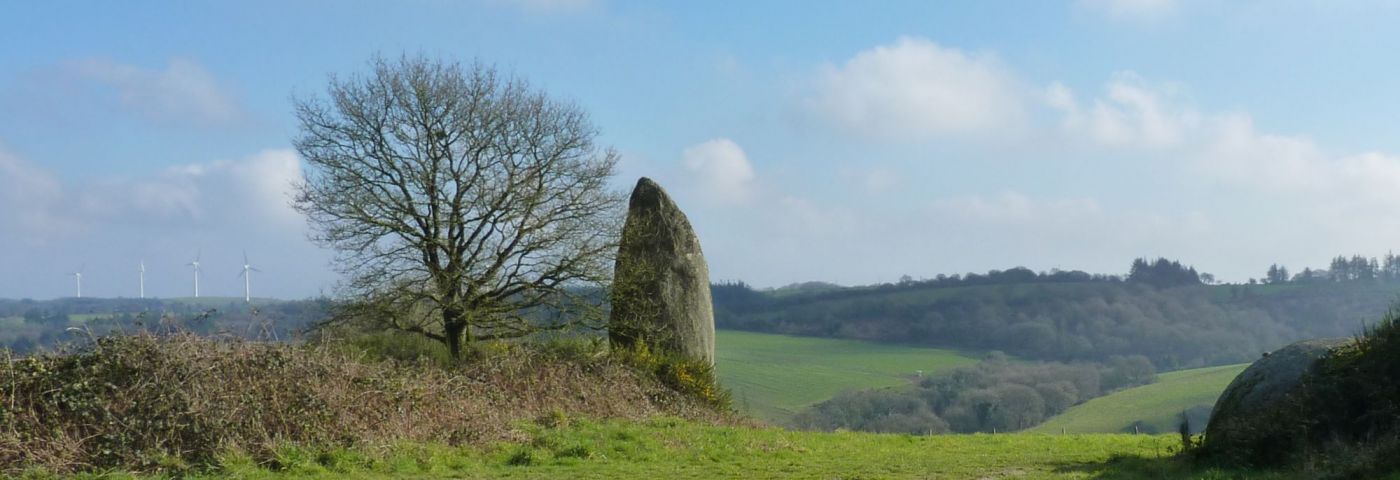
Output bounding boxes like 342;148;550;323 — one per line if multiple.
293;55;624;359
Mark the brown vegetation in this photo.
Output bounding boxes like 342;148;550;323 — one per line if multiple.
0;333;731;474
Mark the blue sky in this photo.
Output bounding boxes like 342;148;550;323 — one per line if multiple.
5;0;1400;299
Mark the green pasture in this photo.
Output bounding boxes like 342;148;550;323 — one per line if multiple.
714;330;980;423
1032;364;1248;435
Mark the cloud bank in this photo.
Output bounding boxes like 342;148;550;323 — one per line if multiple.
64;58;244;125
679;35;1400;287
0;146;331;299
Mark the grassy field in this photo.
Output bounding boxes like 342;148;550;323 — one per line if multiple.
714;330;981;423
1031;364;1249;435
163;296;260;308
67;313;113;322
45;419;1308;480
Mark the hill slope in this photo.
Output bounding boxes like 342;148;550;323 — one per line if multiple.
1031;363;1248;434
714;330;980;422
715;278;1400;369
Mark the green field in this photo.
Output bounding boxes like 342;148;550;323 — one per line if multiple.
64;419;1305;479
714;330;980;423
66;313;113;322
164;296;260;307
1031;364;1249;435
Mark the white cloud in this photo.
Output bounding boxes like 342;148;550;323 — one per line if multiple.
1051;72;1400;216
0;145;80;243
681;138;756;203
64;58;242;125
1196;114;1400;209
1078;0;1182;21
64;150;305;230
806;37;1027;140
1048;72;1201;149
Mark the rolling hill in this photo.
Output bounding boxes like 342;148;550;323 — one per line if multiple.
1030;363;1249;434
714;330;981;423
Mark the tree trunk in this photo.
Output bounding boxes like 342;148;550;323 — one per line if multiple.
444;307;468;360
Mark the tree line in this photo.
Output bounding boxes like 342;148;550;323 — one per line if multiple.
1264;253;1400;284
0;298;330;353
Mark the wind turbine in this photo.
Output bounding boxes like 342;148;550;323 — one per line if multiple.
138;260;146;299
187;251;201;298
71;264;85;298
238;251;261;303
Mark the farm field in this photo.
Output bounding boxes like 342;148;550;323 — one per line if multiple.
1032;363;1249;435
713;330;980;422
65;419;1297;479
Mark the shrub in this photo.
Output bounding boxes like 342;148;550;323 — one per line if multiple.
0;333;728;474
610;342;732;410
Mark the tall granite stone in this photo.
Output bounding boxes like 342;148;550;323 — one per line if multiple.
609;177;715;365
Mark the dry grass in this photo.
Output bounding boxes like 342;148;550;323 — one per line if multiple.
0;333;732;474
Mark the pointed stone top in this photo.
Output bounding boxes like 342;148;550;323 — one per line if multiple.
627;177;686;225
630;177;667;205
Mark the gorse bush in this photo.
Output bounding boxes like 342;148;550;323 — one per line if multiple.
0;333;730;474
610;341;732;411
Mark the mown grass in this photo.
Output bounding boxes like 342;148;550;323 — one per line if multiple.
28;419;1308;479
714;330;980;422
1032;364;1248;434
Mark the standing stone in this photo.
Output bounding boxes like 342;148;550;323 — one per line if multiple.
609;177;715;365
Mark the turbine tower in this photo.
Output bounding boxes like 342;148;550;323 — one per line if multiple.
138;260;146;299
187;251;201;298
238;251;261;303
71;265;84;298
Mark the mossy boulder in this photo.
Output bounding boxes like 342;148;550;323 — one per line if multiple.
608;177;715;365
1202;337;1353;466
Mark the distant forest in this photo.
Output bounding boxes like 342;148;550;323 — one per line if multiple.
714;256;1400;370
0;298;330;353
